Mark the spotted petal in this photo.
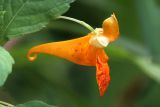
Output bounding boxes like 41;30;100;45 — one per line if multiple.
96;56;110;96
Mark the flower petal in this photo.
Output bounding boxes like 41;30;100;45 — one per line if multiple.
28;34;99;66
102;14;119;42
96;56;110;96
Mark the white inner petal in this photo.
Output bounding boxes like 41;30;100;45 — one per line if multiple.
97;36;109;47
89;35;109;48
89;29;109;48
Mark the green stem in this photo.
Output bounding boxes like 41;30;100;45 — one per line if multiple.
0;101;14;107
57;16;96;34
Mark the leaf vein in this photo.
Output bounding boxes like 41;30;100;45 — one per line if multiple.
2;0;29;35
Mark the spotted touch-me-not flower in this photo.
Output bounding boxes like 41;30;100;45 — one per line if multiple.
27;14;119;96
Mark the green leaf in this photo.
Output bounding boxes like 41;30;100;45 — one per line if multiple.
0;0;74;39
0;104;6;107
0;100;14;107
0;46;14;86
134;56;160;83
15;100;57;107
135;0;160;62
0;11;6;27
114;37;160;83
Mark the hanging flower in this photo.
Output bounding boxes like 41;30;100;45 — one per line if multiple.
27;14;119;96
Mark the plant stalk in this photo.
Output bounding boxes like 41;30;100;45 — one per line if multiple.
57;16;96;34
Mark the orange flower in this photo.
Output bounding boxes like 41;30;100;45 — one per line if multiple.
27;14;119;96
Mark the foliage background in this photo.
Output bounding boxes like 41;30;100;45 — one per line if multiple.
0;0;160;107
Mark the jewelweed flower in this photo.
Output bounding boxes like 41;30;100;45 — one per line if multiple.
27;14;119;96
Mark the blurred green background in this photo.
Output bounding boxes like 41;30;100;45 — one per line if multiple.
1;0;160;107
